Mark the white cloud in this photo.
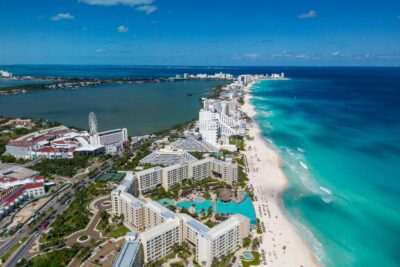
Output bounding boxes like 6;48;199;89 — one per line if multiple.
79;0;157;15
297;10;317;19
50;13;75;21
243;53;263;60
95;48;103;52
331;51;341;56
117;25;129;32
79;0;153;6
135;5;157;14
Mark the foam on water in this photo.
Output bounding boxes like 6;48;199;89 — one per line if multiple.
282;146;334;203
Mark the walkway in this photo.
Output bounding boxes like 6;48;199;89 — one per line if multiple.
65;196;111;246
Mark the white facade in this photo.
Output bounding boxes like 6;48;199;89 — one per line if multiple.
91;128;128;154
198;100;245;147
137;167;163;194
162;163;189;190
140;219;181;262
111;174;250;266
132;157;238;195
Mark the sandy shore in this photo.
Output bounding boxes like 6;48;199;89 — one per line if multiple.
242;82;320;267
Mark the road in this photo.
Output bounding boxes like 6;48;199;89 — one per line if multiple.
0;159;114;266
0;184;72;264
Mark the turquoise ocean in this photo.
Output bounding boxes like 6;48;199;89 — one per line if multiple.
1;66;399;266
250;68;400;267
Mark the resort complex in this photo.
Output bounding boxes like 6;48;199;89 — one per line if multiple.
111;171;250;266
0;72;307;267
5;113;128;159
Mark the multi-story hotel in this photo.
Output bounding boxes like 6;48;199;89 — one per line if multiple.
161;163;190;190
111;172;250;266
198;99;246;148
132;157;238;195
136;167;163;194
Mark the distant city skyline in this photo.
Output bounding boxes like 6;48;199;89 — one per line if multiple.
0;0;399;66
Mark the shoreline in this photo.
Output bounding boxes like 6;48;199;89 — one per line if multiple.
242;81;321;266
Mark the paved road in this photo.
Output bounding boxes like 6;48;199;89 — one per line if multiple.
0;187;70;257
1;160;115;266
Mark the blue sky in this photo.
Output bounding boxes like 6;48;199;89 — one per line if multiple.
0;0;399;66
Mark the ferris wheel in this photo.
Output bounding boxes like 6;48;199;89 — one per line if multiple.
89;112;98;136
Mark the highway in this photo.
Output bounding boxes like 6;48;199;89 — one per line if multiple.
0;184;72;262
0;159;114;266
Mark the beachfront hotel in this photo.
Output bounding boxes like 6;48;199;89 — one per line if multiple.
134;155;238;195
111;172;249;266
198;99;246;150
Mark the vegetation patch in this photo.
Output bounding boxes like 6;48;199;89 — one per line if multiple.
97;210;130;238
41;183;108;242
230;135;245;151
78;235;89;241
241;251;261;267
17;245;81;267
32;154;89;177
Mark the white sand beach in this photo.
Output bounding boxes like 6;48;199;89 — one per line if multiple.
242;82;320;267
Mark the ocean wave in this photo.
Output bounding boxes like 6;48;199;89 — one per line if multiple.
290;218;327;263
281;146;334;203
300;161;308;170
251;95;268;101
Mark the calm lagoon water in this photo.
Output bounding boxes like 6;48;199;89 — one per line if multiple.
0;79;49;88
0;80;224;135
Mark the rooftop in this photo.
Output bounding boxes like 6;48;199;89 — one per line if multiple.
139;149;197;166
168;135;218;153
113;238;141;267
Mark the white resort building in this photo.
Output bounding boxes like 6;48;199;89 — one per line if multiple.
111;171;249;266
198;99;246;149
134;156;237;195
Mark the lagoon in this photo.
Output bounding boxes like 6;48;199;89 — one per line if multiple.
0;80;224;135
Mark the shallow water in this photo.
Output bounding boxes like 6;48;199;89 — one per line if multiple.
251;68;400;267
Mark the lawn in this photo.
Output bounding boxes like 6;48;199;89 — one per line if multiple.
106;225;130;238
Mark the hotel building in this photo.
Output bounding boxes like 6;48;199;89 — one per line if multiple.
111;173;250;266
198;100;246;148
132;157;238;195
90;128;128;154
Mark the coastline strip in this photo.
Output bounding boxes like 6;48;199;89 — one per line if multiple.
242;80;321;267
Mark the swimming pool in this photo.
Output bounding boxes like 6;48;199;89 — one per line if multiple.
177;199;214;214
158;198;176;207
216;194;257;224
177;194;257;224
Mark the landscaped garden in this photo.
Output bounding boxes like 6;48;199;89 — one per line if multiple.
17;245;81;267
40;182;108;245
97;210;130;238
241;251;261;267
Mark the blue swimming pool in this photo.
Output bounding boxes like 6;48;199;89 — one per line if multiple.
177;194;257;224
217;195;257;224
177;200;214;214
